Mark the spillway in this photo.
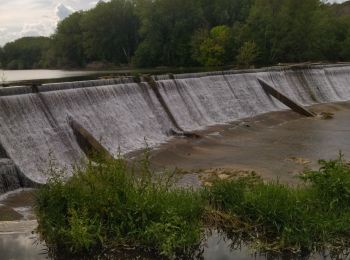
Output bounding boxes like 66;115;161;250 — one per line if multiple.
0;65;349;193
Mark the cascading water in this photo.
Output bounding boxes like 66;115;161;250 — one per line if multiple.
40;82;173;156
0;93;83;184
156;72;285;131
0;65;349;192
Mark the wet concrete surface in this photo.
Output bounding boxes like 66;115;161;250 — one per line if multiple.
151;102;350;184
1;101;350;259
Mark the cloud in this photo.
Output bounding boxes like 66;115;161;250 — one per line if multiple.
19;22;55;37
0;0;100;46
1;0;344;46
55;3;75;21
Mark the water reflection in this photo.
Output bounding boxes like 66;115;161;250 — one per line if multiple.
0;233;47;260
203;230;262;260
0;69;98;83
1;229;349;260
204;230;350;260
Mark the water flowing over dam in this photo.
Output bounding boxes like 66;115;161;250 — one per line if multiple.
0;65;349;192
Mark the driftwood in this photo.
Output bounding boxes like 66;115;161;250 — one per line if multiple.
257;78;315;117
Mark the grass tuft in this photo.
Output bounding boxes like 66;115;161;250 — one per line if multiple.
206;154;350;254
35;152;204;258
35;153;350;258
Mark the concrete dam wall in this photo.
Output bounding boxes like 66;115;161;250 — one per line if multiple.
0;65;349;192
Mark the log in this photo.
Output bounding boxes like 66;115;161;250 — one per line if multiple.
67;116;114;160
257;78;315;117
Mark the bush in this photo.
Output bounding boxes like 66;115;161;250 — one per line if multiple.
236;41;258;68
36;154;350;257
35;153;204;258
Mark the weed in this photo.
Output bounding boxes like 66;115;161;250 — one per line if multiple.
35;153;204;258
35;153;350;258
206;154;350;255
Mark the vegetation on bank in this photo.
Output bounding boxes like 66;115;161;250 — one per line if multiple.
35;152;204;258
2;0;350;70
35;153;350;258
207;155;350;255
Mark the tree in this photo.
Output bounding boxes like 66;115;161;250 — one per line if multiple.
199;0;254;27
81;0;139;65
2;0;350;69
236;41;258;68
192;25;233;66
0;48;4;68
133;0;205;67
50;12;85;68
239;0;326;64
2;37;51;69
341;29;350;60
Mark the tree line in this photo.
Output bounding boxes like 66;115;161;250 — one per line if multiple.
1;0;350;70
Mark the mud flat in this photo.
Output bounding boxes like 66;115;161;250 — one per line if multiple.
150;101;350;184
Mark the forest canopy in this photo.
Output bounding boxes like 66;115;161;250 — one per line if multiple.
1;0;350;69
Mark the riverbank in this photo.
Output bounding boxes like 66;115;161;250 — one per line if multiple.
33;141;350;258
4;101;350;221
1;101;349;259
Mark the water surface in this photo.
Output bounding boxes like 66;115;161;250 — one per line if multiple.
0;69;99;83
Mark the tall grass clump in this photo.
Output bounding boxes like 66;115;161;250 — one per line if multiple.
36;152;350;258
35;152;204;258
206;155;350;254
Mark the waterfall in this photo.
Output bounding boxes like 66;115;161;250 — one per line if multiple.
0;81;173;185
0;65;349;189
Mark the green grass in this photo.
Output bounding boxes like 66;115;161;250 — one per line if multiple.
35;152;204;258
206;154;350;254
35;153;350;258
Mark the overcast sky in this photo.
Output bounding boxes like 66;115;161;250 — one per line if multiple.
0;0;347;46
0;0;103;46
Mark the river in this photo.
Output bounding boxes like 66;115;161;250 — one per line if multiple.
0;69;104;83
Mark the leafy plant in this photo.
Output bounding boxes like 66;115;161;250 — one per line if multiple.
35;153;204;258
236;41;258;68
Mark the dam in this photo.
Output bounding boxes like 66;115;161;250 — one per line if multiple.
0;64;350;193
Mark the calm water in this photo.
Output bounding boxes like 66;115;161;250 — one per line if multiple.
0;229;339;260
0;67;218;84
0;69;100;83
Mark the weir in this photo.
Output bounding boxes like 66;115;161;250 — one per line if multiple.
144;75;184;132
144;75;201;138
0;64;349;192
68;116;114;160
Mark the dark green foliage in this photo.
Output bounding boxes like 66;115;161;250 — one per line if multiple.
199;0;253;27
50;12;86;68
35;153;204;258
80;0;139;65
2;0;350;69
133;0;205;67
1;37;51;69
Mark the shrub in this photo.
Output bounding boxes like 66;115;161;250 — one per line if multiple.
36;154;350;257
207;155;350;253
35;153;204;258
236;41;258;68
